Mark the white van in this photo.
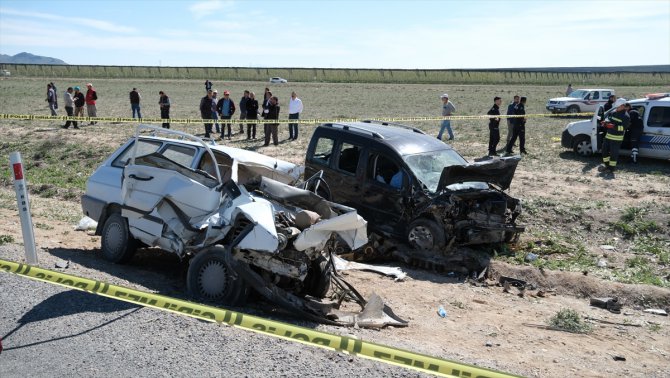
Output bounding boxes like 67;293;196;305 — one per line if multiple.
561;93;670;160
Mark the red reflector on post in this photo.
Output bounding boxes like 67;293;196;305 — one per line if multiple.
13;163;23;180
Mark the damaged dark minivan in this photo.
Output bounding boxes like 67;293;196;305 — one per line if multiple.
304;121;525;251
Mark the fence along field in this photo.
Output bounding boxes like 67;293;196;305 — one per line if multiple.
1;63;667;85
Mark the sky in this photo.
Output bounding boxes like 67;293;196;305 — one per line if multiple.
0;0;669;69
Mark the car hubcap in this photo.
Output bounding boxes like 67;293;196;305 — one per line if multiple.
198;260;229;300
104;222;123;254
409;226;434;250
577;141;591;155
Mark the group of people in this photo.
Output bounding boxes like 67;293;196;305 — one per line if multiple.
51;82;97;129
127;87;171;128
198;81;303;146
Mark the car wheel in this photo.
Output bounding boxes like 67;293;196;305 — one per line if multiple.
301;255;332;298
101;212;137;264
187;247;248;306
407;219;446;251
567;105;580;114
572;135;593;156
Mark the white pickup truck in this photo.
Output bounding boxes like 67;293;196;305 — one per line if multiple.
546;88;615;114
561;93;670;160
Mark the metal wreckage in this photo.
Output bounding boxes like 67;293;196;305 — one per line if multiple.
84;126;406;328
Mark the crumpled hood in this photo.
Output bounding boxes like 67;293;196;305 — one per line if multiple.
437;156;521;191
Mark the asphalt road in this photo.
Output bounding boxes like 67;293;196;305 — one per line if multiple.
0;267;428;377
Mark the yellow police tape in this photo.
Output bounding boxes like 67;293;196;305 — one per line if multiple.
0;257;519;378
0;112;592;125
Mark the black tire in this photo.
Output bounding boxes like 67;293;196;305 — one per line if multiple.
407;218;446;251
101;212;137;264
187;247;248;306
567;105;580;114
301;255;332;298
572;135;593;156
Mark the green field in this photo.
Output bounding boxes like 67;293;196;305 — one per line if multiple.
2;63;668;85
0;77;668;287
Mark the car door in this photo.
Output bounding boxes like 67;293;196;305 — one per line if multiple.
326;140;365;209
122;143;220;241
358;152;407;236
639;104;670;159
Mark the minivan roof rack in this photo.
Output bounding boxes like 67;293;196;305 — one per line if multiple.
322;123;384;139
361;119;426;134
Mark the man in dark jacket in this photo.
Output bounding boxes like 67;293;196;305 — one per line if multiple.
200;90;215;138
159;91;170;129
487;97;502;156
603;95;616;112
625;103;643;164
504;97;527;155
239;90;249;134
263;96;280;146
129;88;141;119
217;90;236;139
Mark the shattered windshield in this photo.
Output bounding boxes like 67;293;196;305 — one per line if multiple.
568;90;587;99
403;149;467;192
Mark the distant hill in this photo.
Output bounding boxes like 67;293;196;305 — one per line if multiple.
0;52;67;65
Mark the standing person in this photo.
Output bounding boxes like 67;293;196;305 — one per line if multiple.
159;91;171;129
211;90;220;134
287;91;303;141
200;90;215;138
238;90;249;134
205;79;212;93
73;86;85;129
603;94;616;112
263;96;280;146
85;83;98;125
262;88;272;112
437;93;456;141
598;98;630;175
129;87;142;119
504;97;528;155
625;103;643;164
46;83;58;116
565;84;573;96
487;97;502;156
217;90;236;139
505;95;520;145
62;87;75;129
245;91;259;140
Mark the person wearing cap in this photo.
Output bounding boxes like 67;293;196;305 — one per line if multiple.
437;94;456;141
288;91;304;141
486;97;502;156
85;83;98;125
504;96;528;155
200;89;215;138
129;87;141;119
598;98;630;175
217;90;236;139
158;91;171;129
211;90;220;133
73;86;85;128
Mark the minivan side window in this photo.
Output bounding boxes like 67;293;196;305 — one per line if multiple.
367;154;401;189
338;142;361;174
592;91;600;100
648;106;670;128
311;137;334;166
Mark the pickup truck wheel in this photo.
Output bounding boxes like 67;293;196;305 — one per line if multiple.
101;213;137;264
187;247;248;306
567;105;580;114
301;255;332;298
573;135;593;156
407;219;446;251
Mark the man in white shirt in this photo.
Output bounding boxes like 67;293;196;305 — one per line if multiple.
287;91;304;141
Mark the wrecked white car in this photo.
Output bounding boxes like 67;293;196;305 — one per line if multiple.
82;125;406;327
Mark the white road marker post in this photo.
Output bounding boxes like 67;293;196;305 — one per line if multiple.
9;152;38;264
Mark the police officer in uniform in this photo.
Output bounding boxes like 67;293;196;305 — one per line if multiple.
487;96;502;156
